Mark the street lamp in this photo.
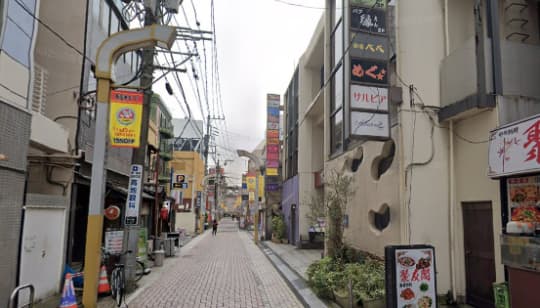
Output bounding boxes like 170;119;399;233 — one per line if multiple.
237;150;264;244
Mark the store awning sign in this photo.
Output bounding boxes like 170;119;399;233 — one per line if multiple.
488;115;540;177
109;90;143;148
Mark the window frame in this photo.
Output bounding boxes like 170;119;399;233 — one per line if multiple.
329;0;345;156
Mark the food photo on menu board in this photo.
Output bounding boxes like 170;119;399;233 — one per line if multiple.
385;245;437;308
507;176;540;229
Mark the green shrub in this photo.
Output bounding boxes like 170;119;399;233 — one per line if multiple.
307;255;385;303
306;257;343;299
271;216;286;239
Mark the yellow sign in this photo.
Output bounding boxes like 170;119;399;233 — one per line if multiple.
109;90;143;148
266;168;278;176
258;175;264;197
247;176;256;192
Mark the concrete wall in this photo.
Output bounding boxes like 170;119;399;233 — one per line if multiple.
326;129;401;256
451;110;504;296
170;151;205;201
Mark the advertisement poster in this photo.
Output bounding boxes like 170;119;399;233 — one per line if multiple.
386;245;437;308
105;230;124;254
109;90;143;148
507;176;540;225
125;164;143;225
395;248;436;308
137;228;148;262
266;93;281;189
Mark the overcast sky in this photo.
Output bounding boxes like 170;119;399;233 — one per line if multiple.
154;0;325;182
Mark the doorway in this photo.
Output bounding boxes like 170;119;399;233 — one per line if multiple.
462;202;496;308
290;204;296;245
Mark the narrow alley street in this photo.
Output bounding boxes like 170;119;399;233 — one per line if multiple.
127;218;303;308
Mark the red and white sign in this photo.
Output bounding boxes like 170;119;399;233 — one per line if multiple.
350;85;388;111
395;248;437;308
488;114;540;177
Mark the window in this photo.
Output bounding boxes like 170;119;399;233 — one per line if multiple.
329;0;344;155
1;0;37;67
285;69;299;179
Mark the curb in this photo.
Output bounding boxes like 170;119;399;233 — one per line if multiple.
255;237;328;308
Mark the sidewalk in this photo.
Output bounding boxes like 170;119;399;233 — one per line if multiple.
33;232;201;308
257;238;332;308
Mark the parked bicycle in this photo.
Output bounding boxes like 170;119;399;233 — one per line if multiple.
101;248;151;307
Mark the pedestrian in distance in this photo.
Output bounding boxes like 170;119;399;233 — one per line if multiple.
212;219;218;236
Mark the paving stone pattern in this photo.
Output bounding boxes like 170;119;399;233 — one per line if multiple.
129;218;302;308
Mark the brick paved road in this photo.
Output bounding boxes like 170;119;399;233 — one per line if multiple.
129;218;303;308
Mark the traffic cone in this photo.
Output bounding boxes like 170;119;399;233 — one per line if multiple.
59;273;77;308
98;265;111;295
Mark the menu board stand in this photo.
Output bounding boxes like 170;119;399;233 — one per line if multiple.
385;245;438;308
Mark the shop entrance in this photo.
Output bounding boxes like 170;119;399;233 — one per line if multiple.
462;202;496;308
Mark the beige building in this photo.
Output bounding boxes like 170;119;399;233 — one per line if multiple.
279;0;540;306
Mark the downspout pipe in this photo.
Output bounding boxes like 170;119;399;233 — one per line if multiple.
444;0;457;302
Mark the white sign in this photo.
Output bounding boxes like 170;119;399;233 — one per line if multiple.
125;164;142;225
488;115;540;177
351;111;389;138
350;85;388;111
105;230;124;254
395;248;437;308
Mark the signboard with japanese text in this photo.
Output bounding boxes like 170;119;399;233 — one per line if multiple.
266;93;281;190
351;6;386;34
196;191;202;208
109;90;143;148
350;85;388;111
350;32;389;60
137;228;148;262
488;115;540;177
351;58;388;85
385;245;438;308
105;230;124;254
351;0;387;10
125;164;142;225
351;111;389;138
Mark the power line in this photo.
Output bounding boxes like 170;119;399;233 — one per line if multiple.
274;0;326;9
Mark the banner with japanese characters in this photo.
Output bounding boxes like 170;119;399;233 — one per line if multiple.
109;90;143;148
266;94;281;191
488;115;540;177
385;245;438;308
125;164;143;225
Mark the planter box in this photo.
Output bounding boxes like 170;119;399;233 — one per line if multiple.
361;298;385;308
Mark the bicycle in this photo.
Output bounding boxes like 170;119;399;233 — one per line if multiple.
101;248;149;307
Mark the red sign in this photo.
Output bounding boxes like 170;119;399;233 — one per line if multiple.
105;205;121;220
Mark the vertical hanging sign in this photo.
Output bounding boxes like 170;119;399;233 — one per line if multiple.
266;94;281;188
125;164;143;225
109;89;143;148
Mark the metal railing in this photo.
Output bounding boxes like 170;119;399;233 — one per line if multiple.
8;284;35;308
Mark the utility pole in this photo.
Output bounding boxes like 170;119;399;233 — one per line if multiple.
214;159;220;220
124;1;159;285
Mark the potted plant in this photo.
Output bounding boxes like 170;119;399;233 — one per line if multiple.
271;215;287;243
350;260;385;308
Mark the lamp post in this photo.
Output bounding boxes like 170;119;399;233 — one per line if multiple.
237;150;264;243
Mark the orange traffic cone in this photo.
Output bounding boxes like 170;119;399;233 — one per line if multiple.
98;265;111;295
59;273;77;308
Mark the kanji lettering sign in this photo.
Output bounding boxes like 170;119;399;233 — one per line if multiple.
125;164;143;225
350;32;389;60
351;7;386;34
